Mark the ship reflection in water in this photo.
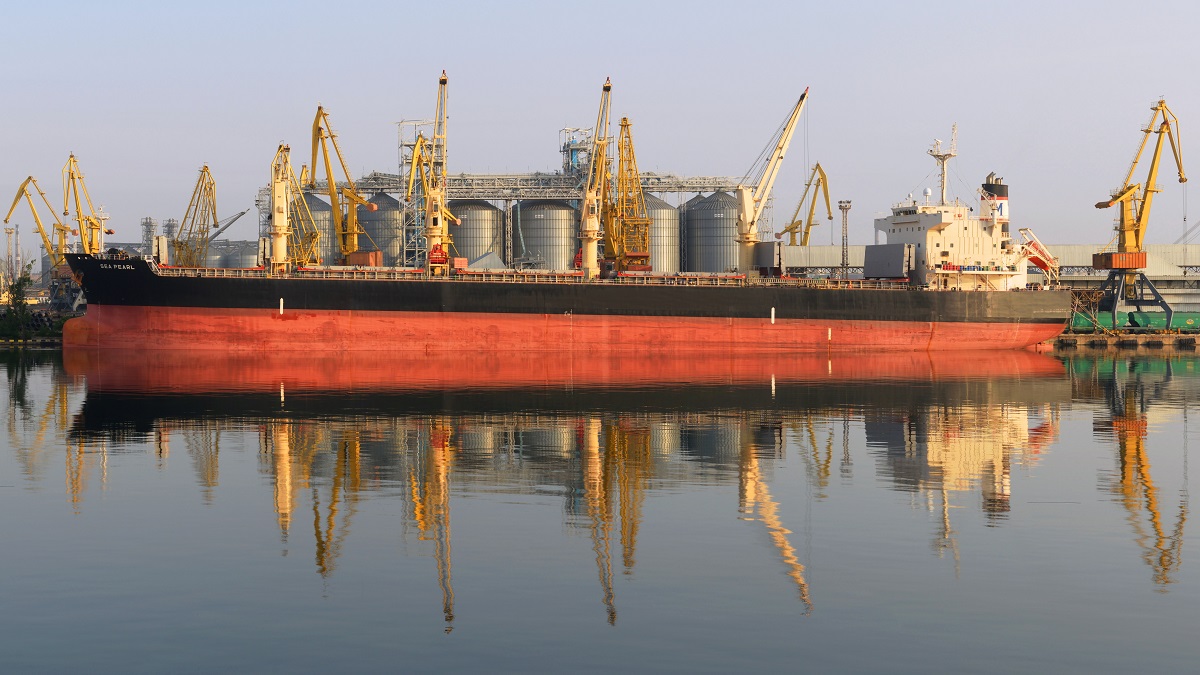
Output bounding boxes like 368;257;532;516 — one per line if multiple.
6;347;1197;669
59;348;1067;622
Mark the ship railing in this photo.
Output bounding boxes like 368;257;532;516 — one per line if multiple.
156;266;270;279
151;264;917;290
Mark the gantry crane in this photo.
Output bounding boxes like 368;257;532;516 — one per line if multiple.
578;78;613;280
308;106;377;264
172;166;218;267
62;154;112;255
776;162;831;246
605;117;652;273
735;88;809;273
406;72;460;276
1093;99;1187;329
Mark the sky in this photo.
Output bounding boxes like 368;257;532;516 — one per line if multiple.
3;0;1199;252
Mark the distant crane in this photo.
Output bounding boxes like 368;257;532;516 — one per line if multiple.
172;166;219;267
406;71;460;276
308;105;377;263
4;175;84;310
776;162;832;246
62;154;113;255
735;88;809;273
5;176;71;267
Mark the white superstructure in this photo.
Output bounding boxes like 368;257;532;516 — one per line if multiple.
871;139;1030;290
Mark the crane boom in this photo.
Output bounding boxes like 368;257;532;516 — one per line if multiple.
735;88;809;272
1095;99;1186;258
578;78;612;279
5;176;70;268
776;162;832;246
309;106;375;260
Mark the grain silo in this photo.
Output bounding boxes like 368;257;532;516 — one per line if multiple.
512;200;578;270
359;193;402;265
685;191;739;272
644;193;680;273
449;199;504;263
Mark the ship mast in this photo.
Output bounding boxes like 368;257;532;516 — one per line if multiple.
928;124;957;206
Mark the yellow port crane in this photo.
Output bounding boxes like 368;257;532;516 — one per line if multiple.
579;78;613;279
172;165;219;267
776;162;832;246
1096;99;1186;260
5;176;70;268
62;154;112;255
735;88;809;273
1093;99;1187;329
406;71;459;276
308;106;377;263
605;117;653;273
268;144;322;270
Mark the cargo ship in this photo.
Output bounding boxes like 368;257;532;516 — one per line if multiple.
60;252;1069;352
61;130;1071;352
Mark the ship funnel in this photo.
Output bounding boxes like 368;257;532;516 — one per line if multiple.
980;172;1010;229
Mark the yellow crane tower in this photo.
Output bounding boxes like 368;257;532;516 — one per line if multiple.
268;144;323;271
172;165;219;267
579;78;613;280
1093;99;1187;329
735;88;809;273
62;154;113;255
776;162;832;246
406;71;460;276
308;106;378;264
604;117;653;273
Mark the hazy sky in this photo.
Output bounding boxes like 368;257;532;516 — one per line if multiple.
3;0;1199;250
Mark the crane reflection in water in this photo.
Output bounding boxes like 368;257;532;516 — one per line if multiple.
6;346;1190;626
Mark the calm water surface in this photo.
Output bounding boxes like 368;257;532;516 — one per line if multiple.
2;348;1196;673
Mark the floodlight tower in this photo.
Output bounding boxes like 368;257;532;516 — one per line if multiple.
838;200;851;278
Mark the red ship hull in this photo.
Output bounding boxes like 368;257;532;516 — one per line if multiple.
63;304;1067;353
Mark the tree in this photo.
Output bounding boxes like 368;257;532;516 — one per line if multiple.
1;263;34;339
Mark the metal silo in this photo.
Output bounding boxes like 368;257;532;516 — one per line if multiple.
222;240;261;268
449;199;504;263
644;193;680;273
359;193;401;265
302;193;335;264
205;242;226;268
685;191;739;272
512;201;577;271
678;194;705;273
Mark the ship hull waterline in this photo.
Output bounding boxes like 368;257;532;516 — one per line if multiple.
63;253;1070;353
63;304;1065;352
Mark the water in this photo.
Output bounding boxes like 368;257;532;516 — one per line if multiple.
2;348;1197;673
